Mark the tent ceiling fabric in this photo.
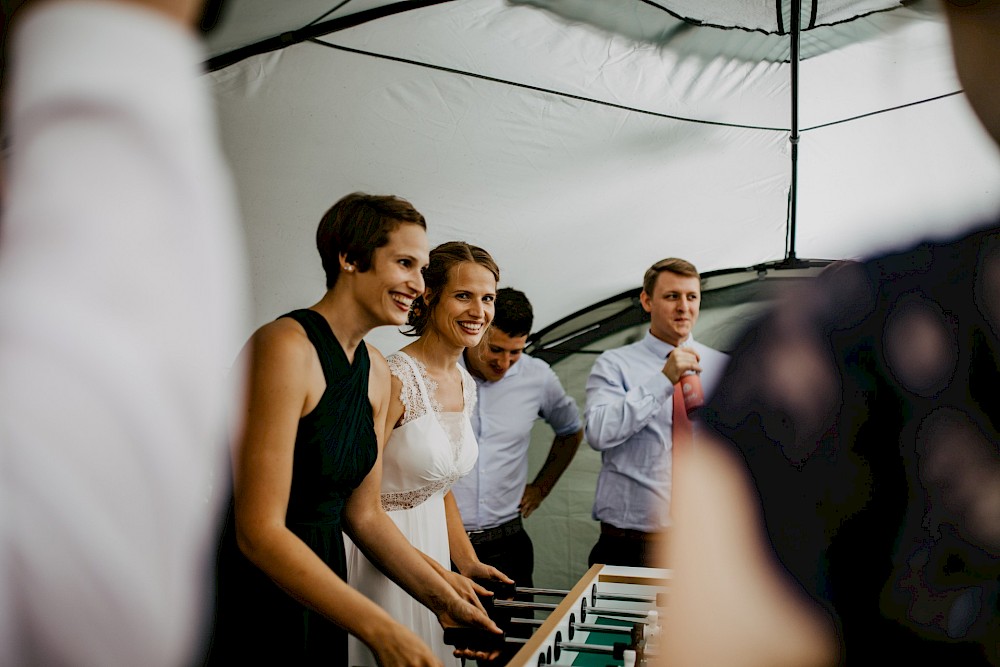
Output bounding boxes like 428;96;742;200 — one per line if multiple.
658;0;903;31
203;0;910;60
204;0;1000;352
513;0;905;36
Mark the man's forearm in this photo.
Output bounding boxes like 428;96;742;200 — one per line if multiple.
530;429;583;495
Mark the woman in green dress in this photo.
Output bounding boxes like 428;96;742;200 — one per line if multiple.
211;193;499;665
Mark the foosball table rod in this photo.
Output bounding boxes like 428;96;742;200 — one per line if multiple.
478;581;667;608
580;598;659;626
517;583;667;607
481;596;659;628
445;614;655;665
506;629;656;665
508;612;645;645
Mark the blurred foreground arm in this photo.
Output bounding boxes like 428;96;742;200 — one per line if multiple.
0;1;247;664
3;0;205;27
661;434;839;667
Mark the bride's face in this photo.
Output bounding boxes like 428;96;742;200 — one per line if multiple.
426;261;496;349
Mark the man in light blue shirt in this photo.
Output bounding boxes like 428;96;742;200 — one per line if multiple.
585;258;728;567
455;288;582;592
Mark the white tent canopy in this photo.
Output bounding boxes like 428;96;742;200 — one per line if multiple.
205;0;1000;350
202;0;1000;586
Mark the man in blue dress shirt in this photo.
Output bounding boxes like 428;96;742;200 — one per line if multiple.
585;258;729;567
454;288;583;591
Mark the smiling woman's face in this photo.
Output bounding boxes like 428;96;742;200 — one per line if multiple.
426;261;497;350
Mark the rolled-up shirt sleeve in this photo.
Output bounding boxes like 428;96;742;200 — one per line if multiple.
539;365;582;436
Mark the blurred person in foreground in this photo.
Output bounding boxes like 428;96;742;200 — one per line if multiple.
663;2;1000;665
0;0;248;664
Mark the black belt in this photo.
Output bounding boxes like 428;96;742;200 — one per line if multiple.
466;516;523;545
600;522;664;542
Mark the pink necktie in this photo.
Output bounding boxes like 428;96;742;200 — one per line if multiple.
672;383;693;456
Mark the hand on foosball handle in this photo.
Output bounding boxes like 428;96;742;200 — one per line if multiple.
439;569;494;614
443;627;507;652
472;577;516;599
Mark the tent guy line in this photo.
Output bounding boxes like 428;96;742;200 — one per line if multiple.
203;0;453;71
309;38;966;137
310;38;790;133
803;89;964;132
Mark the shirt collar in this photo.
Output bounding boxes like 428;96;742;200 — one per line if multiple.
641;329;695;359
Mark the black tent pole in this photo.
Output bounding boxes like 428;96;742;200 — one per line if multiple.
787;0;802;263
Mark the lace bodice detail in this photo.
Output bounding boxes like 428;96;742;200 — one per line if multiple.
381;352;479;511
388;353;477;425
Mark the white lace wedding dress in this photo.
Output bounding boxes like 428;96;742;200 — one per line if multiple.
346;351;478;666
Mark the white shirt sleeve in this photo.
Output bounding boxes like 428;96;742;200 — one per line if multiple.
538;364;581;437
0;3;248;665
584;350;672;451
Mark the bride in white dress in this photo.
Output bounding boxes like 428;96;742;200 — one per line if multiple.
347;241;512;666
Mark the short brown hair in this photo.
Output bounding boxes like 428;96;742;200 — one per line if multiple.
316;192;426;289
642;258;699;296
406;241;500;337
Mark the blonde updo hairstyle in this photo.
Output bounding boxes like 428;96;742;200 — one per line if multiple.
405;241;500;337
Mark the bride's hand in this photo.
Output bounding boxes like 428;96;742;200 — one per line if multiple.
440;568;493;610
459;561;514;588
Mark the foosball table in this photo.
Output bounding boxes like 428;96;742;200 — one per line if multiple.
449;564;669;666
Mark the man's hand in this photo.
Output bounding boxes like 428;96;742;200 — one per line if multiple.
523;429;581;516
519;483;546;518
663;346;701;385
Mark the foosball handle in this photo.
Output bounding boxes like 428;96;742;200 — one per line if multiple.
473;577;517;598
442;627;507;651
612;642;628;661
